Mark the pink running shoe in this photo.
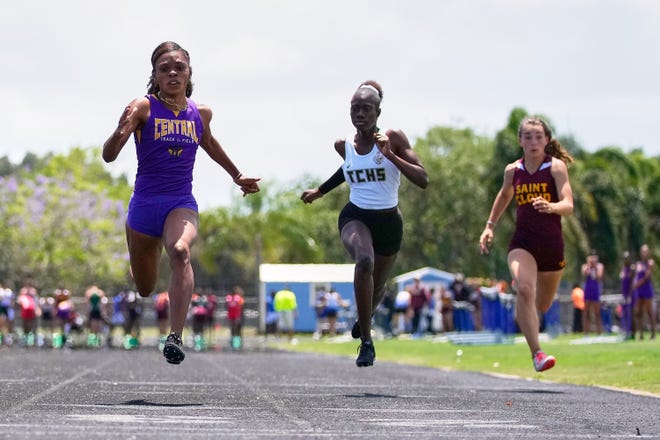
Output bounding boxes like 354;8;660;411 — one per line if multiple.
533;350;556;372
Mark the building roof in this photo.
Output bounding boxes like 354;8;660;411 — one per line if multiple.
392;266;456;284
259;264;355;283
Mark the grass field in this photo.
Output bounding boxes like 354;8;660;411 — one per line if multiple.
275;333;660;397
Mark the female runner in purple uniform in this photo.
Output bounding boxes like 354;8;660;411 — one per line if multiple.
479;116;574;372
103;41;260;364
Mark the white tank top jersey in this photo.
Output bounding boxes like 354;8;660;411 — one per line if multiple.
342;138;400;209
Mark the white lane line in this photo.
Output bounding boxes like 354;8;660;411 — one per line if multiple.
65;414;233;424
2;357;114;415
199;355;315;432
299;408;500;413
363;418;538;429
62;380;432;388
39;403;261;411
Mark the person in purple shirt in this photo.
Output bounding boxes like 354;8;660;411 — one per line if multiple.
633;244;656;340
581;251;604;335
103;41;260;365
619;251;635;339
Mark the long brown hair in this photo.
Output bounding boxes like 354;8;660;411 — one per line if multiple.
518;117;574;164
147;41;193;97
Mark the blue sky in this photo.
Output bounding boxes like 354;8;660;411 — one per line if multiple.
3;0;659;209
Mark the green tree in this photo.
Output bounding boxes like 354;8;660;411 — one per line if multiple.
196;179;344;290
398;126;493;275
0;148;131;293
6;110;658;298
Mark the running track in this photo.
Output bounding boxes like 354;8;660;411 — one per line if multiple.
0;339;657;439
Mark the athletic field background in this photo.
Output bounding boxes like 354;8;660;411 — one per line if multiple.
274;333;660;397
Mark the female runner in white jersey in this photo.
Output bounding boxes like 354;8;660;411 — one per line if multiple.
301;80;428;367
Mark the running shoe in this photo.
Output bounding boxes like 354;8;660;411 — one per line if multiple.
163;333;185;365
351;321;361;339
356;340;375;367
533;350;555;372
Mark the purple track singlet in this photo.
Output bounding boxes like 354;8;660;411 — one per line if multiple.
133;95;204;196
635;262;655;300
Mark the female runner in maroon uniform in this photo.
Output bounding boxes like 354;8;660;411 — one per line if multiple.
479;116;574;372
